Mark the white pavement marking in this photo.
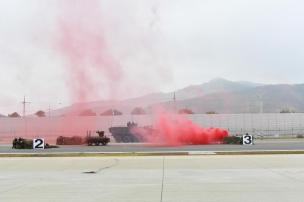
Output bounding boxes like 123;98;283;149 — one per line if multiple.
0;155;304;202
188;151;216;155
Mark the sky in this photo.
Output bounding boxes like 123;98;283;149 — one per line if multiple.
0;0;304;114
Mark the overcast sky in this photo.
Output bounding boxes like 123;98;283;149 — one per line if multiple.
0;0;303;114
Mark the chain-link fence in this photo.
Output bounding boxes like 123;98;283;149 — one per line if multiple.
1;113;304;143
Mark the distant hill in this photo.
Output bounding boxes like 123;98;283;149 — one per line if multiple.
156;84;304;113
117;78;262;107
0;114;6;118
51;78;261;115
178;78;262;98
49;78;304;115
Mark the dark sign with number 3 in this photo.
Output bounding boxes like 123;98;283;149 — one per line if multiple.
242;134;253;145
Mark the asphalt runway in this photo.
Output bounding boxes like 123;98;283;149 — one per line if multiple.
1;155;304;202
2;139;304;153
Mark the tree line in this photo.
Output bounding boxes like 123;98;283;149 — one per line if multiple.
4;107;198;118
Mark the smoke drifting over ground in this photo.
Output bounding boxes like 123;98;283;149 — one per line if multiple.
54;1;228;145
55;0;172;105
134;112;228;145
57;0;123;103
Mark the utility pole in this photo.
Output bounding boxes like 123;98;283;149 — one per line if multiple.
173;91;176;113
48;104;51;117
260;101;264;113
21;96;31;118
111;108;115;127
257;95;263;113
21;96;30;137
173;91;176;102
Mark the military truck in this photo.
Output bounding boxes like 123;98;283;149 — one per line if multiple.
56;136;84;145
86;131;110;146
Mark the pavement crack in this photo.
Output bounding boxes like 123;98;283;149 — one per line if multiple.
0;182;27;194
83;159;119;174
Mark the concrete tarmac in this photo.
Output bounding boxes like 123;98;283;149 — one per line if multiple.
1;155;304;202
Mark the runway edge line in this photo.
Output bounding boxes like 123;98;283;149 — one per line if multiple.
1;150;304;157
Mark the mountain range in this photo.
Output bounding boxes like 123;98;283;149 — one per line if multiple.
45;78;304;115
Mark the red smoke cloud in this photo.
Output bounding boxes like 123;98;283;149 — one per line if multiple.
55;0;124;134
134;112;228;145
57;0;122;103
55;1;228;146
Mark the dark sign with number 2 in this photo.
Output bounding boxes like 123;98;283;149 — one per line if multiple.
33;138;45;149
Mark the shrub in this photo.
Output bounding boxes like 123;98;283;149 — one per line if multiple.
178;108;194;114
79;109;96;116
131;107;146;115
223;136;242;144
8;112;21;118
35;110;46;117
100;109;122;116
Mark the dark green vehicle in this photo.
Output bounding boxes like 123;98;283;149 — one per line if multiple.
109;122;154;143
86;131;110;146
12;137;33;149
222;136;243;144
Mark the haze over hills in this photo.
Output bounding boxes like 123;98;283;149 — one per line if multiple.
114;78;262;107
160;84;304;113
40;78;304;116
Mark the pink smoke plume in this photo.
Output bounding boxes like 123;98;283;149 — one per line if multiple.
134;112;228;145
54;0;125;135
56;0;122;103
